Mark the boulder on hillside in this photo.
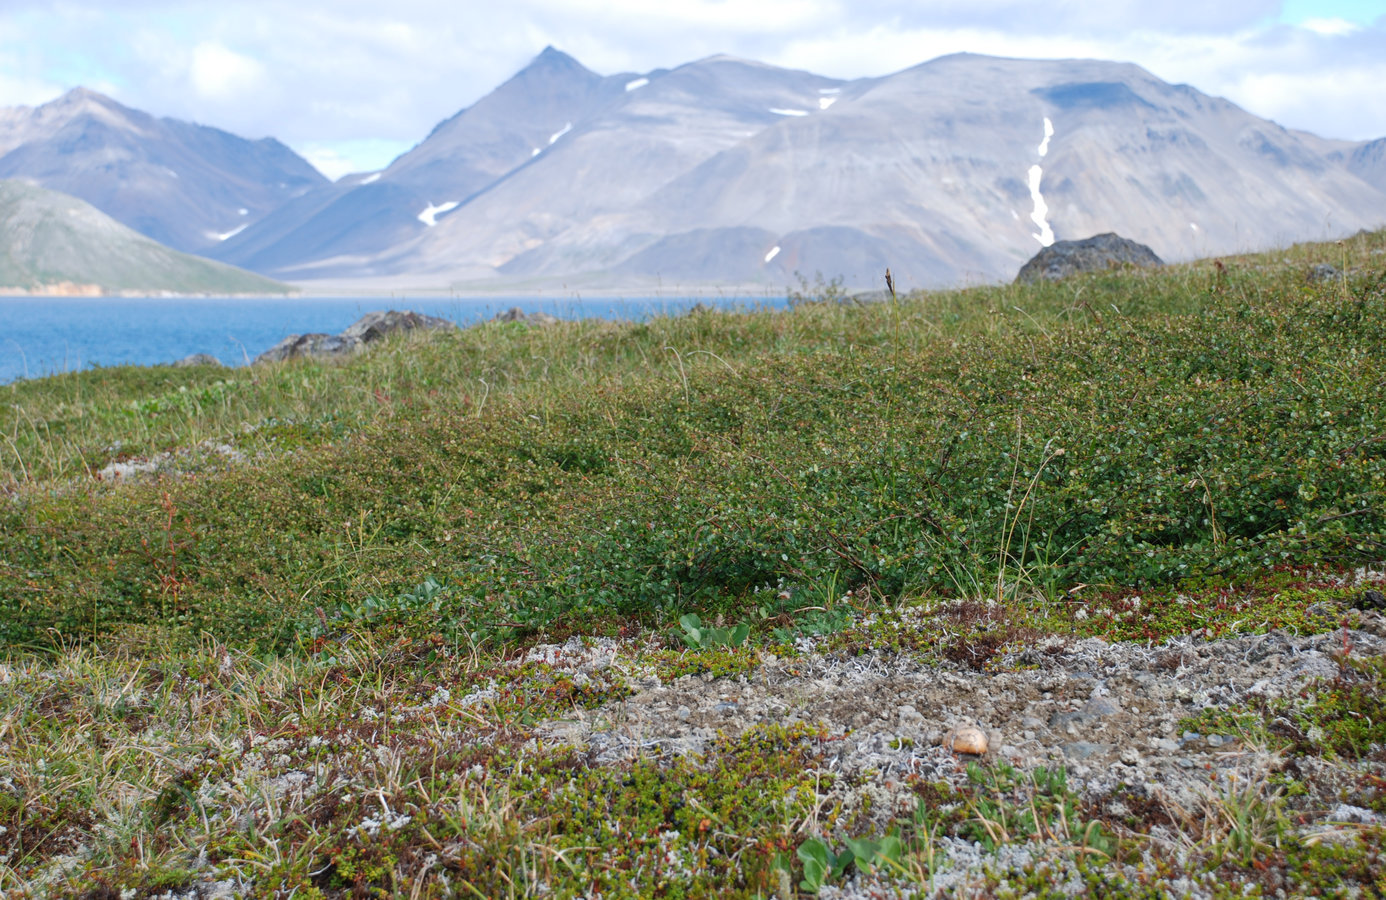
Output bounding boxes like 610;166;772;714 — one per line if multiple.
493;306;559;326
172;353;224;368
1016;233;1164;284
254;309;456;364
254;332;354;364
340;309;455;342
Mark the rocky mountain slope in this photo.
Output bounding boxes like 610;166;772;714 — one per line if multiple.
0;179;290;294
0;88;325;254
213;47;843;284
210;49;1386;291
1338;137;1386;192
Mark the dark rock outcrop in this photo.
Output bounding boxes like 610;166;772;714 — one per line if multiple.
1015;233;1164;283
254;309;455;364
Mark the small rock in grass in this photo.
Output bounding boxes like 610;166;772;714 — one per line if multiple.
172;352;223;367
944;725;989;756
1327;804;1383;825
1308;263;1339;283
494;306;559;326
1083;696;1120;718
1355;590;1386;611
1062;741;1105;760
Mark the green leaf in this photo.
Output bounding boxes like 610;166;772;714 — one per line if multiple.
797;838;833;892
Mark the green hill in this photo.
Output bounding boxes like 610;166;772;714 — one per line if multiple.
0;178;291;295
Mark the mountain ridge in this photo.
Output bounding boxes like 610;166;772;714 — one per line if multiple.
211;49;1386;291
0;87;325;254
5;49;1384;292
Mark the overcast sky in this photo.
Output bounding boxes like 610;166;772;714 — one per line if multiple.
2;0;1383;179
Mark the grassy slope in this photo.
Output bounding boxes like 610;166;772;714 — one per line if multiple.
0;179;291;295
1;232;1385;896
2;232;1383;652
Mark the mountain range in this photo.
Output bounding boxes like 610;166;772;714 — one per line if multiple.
2;48;1383;292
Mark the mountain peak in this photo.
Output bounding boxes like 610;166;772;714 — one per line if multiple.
51;86;122;109
526;46;591;76
39;86;134;125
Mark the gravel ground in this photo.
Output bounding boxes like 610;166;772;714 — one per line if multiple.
523;607;1386;897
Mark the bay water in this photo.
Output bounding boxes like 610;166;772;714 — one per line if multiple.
0;294;785;384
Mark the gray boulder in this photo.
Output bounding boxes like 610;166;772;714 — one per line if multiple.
1016;233;1164;284
254;333;353;364
171;353;224;368
1307;263;1340;283
340;309;456;343
254;309;456;364
493;306;559;326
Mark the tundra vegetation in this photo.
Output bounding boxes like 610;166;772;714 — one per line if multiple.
1;232;1385;897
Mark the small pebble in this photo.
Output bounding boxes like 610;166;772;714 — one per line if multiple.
947;725;989;755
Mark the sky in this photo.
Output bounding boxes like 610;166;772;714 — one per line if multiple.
1;0;1383;180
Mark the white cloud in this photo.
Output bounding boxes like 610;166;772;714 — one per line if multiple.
1300;17;1359;36
1224;64;1386;141
188;42;266;101
0;70;64;108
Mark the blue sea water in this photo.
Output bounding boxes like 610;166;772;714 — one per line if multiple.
0;294;786;384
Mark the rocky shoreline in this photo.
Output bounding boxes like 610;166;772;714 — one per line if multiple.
168;306;561;369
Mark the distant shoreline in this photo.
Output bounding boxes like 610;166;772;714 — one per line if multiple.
0;283;296;299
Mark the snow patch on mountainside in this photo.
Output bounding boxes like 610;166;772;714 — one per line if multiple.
417;201;459;227
1027;118;1056;246
1028;165;1054;246
1038;117;1054;157
764;245;781;263
818;97;837;110
549;123;572;145
213;224;249;241
769;108;809;117
625;78;649;92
